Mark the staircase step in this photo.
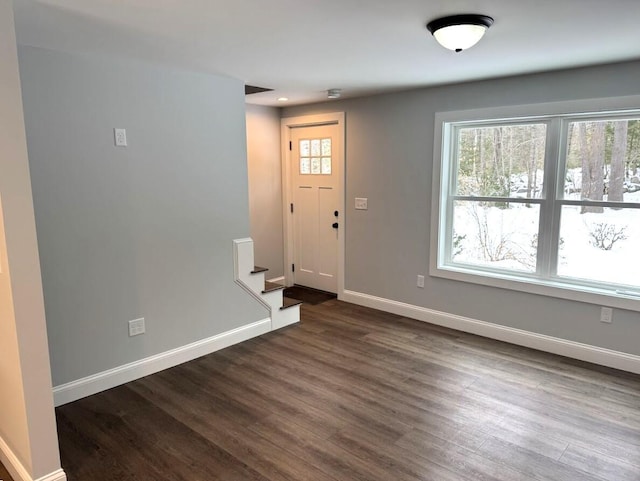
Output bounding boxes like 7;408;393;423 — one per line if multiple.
262;281;285;294
281;297;303;310
251;266;268;274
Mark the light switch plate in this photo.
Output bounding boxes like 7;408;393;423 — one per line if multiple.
128;318;145;336
355;197;368;210
114;128;127;147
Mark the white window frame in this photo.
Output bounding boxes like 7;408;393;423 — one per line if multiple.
430;96;640;312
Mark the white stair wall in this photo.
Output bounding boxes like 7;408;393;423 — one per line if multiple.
233;238;300;330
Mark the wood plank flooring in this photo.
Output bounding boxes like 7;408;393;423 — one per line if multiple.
56;299;640;481
0;460;14;481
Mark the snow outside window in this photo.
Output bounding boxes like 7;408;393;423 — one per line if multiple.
432;104;640;311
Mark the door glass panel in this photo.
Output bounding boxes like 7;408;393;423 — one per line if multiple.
321;157;332;174
311;139;321;156
311;157;321;174
300;140;310;157
322;138;331;156
300;157;311;174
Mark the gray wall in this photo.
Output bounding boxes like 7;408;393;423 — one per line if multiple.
0;4;62;478
19;46;267;387
246;104;284;278
284;60;640;356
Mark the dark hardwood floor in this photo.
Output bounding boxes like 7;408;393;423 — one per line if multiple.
56;299;640;481
0;460;14;481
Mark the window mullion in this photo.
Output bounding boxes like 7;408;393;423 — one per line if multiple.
537;118;563;278
550;119;570;278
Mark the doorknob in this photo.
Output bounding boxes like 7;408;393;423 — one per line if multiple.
332;222;339;229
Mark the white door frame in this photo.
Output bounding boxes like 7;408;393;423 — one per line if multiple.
281;112;345;299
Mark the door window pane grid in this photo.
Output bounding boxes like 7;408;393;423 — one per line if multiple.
300;138;332;175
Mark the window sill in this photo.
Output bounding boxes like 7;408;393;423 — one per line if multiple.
430;264;640;312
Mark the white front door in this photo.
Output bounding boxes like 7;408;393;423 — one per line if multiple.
290;124;340;293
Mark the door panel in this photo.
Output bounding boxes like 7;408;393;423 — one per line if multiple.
296;186;316;276
291;124;339;293
318;186;337;279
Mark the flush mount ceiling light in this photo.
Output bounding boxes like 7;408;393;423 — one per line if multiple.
327;89;342;99
426;14;494;52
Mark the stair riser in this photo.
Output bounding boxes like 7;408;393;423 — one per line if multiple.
273;305;300;330
233;238;300;331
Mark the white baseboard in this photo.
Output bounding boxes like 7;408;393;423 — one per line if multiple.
342;289;640;375
53;318;271;406
0;436;66;481
34;470;66;481
266;276;285;284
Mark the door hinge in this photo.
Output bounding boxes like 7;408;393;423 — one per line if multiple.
292;263;295;273
289;141;292;151
290;203;294;213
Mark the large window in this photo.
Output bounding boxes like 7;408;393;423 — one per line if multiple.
432;100;640;310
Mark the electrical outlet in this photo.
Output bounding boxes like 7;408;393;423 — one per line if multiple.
417;275;425;288
600;307;613;324
114;128;128;147
128;318;145;336
355;197;368;210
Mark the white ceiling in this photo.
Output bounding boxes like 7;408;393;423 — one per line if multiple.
13;0;640;106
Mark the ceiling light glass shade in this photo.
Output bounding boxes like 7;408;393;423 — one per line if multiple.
427;15;494;52
433;24;487;51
